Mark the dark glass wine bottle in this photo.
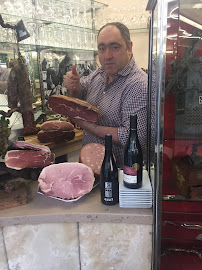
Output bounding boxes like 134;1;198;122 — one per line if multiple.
123;115;143;189
100;134;119;205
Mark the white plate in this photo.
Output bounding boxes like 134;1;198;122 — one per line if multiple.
119;197;152;202
120;202;152;205
119;191;153;194
119;204;152;208
38;181;99;202
119;193;153;196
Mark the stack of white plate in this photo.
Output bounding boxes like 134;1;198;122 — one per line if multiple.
119;170;153;208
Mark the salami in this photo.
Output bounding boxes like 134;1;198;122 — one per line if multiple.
48;95;100;122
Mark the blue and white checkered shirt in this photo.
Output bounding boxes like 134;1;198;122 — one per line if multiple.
80;56;148;168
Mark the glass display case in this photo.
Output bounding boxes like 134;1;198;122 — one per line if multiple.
147;0;202;269
0;0;107;112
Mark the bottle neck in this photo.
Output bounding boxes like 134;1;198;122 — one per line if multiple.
105;134;112;156
130;115;137;130
129;127;137;136
105;145;112;156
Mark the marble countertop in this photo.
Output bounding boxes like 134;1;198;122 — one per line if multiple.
0;180;153;227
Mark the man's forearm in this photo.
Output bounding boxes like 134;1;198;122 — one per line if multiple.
74;119;121;145
90;124;120;145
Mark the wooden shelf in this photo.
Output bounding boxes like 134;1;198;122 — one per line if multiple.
24;129;83;157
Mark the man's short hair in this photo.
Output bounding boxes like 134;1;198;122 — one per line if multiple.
98;22;131;48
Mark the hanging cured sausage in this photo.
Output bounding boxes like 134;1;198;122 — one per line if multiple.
7;53;38;135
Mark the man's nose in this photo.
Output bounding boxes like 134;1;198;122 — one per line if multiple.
104;48;113;58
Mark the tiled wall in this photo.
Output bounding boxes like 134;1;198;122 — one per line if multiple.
0;222;152;270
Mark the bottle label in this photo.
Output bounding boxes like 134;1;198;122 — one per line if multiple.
123;164;138;175
123;164;138;184
104;182;113;201
123;173;137;184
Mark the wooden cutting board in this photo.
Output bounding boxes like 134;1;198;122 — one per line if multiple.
0;181;28;210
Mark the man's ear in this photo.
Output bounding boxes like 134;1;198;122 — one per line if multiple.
128;41;133;55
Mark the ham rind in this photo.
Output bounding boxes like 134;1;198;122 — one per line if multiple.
37;130;75;143
48;95;100;122
38;162;95;199
5;150;55;170
79;143;105;176
40;120;74;131
11;141;51;153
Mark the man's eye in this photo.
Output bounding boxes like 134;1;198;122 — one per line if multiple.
111;46;120;51
98;47;105;52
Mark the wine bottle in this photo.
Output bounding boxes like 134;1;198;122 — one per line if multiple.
123;115;143;189
100;134;119;205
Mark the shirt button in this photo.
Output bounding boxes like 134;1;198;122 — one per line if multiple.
103;91;105;94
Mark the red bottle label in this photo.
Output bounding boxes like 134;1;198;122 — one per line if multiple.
123;165;137;175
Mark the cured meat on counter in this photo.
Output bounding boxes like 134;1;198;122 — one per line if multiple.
38;162;95;199
48;95;100;122
37;120;75;143
38;130;75;143
79;143;105;176
10;141;51;153
5;141;55;170
5;150;55;170
40;120;74;131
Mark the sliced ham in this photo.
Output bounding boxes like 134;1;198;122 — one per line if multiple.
5;150;55;170
10;141;51;153
38;162;95;199
79;143;105;176
38;130;75;143
40;120;74;131
48;95;100;122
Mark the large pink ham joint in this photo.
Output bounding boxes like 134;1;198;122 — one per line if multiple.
5;141;55;170
38;162;95;200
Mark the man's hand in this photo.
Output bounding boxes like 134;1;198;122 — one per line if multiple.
71;118;97;132
63;65;81;97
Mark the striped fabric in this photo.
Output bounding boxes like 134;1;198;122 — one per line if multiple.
80;56;148;168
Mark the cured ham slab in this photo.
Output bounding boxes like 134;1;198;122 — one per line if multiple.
38;130;75;143
48;95;100;122
38;120;75;143
38;162;95;199
10;141;51;153
40;120;74;131
5;150;55;170
5;141;55;170
79;143;105;176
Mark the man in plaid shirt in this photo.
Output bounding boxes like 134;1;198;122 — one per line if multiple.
64;22;148;168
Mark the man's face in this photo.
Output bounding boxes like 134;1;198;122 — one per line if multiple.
97;25;132;78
